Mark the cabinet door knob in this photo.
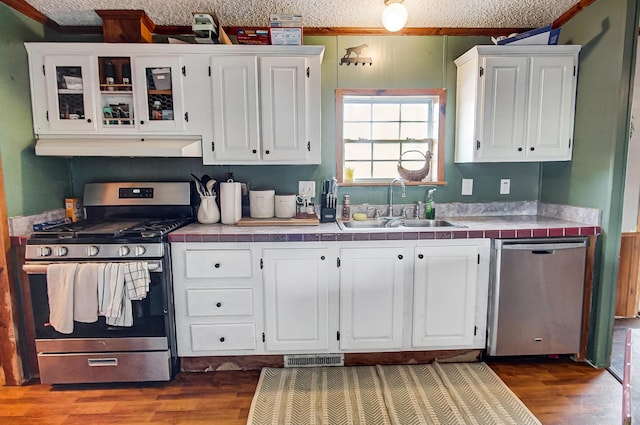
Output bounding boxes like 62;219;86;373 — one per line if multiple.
216;302;222;308
214;263;221;268
398;254;403;260
530;147;535;151
252;149;257;154
517;147;523;152
219;337;225;342
418;254;424;259
265;150;270;155
140;120;145;125
87;118;92;123
320;255;325;260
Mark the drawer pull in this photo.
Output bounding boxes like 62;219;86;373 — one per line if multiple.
219;337;225;342
214;263;221;268
88;358;118;367
216;302;222;308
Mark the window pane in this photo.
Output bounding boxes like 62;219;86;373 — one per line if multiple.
345;161;372;179
344;103;371;121
372;122;399;139
402;141;432;154
373;142;401;160
344;142;372;160
344;122;371;139
373;161;399;179
372;103;400;121
400;122;429;139
401;103;430;121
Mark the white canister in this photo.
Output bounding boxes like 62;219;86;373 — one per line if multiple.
249;190;275;218
220;180;242;224
275;194;297;218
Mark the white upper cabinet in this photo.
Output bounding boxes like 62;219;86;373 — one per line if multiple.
42;55;99;132
454;45;581;163
208;56;261;162
132;56;187;132
202;48;323;165
24;43;324;159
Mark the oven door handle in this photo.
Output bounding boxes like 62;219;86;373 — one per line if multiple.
22;261;163;275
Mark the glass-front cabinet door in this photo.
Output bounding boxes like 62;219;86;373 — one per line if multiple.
133;56;186;132
97;56;135;130
43;55;97;131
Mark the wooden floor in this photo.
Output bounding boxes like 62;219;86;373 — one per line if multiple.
0;357;622;425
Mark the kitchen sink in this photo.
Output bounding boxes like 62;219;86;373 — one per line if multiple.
339;220;387;229
337;218;461;230
402;219;455;227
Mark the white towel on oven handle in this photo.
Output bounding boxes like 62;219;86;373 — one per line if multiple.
46;263;78;334
98;263;133;327
74;263;99;323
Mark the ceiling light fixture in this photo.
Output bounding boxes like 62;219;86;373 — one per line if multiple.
382;0;408;32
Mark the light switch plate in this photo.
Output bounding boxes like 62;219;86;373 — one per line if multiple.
461;179;473;196
500;179;511;195
298;181;316;197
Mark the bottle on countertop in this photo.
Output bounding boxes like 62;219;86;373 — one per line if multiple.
341;195;351;221
425;188;436;220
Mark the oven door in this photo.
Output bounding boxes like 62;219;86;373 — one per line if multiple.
24;258;175;384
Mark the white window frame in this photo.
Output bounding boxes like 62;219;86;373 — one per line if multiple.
336;88;446;186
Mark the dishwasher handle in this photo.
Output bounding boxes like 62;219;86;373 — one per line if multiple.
495;238;587;251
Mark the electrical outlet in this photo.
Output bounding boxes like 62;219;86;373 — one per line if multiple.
298;181;316;197
500;179;511;195
461;179;473;196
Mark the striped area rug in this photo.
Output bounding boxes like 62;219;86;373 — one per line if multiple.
247;362;541;425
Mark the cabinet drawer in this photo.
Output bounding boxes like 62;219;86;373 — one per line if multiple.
186;289;253;317
190;323;256;351
37;350;170;384
185;250;252;278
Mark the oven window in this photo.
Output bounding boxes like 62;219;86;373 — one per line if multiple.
29;274;167;339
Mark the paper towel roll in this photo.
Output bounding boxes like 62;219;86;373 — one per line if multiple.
220;180;242;224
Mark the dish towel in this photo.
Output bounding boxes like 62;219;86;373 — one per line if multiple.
46;263;78;334
74;263;99;323
97;262;133;327
123;261;150;301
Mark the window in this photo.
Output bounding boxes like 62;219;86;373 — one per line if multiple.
336;88;446;185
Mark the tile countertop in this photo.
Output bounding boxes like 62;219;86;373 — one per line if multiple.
169;201;602;243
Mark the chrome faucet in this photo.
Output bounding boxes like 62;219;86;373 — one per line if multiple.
388;178;406;218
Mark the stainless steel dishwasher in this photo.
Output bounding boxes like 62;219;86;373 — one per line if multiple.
487;237;588;356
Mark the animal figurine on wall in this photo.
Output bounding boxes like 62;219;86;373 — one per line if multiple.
340;43;373;66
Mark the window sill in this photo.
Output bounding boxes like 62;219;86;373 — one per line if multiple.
339;180;448;187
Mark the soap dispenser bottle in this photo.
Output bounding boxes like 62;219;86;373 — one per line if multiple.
425;188;436;219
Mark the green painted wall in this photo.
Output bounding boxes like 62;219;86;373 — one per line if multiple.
68;35;542;206
541;0;640;367
0;5;69;217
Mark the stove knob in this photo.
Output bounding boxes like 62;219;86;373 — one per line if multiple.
87;246;100;257
39;246;52;257
119;246;131;257
54;246;68;257
134;246;146;257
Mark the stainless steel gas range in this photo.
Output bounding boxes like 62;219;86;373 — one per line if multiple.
24;182;195;384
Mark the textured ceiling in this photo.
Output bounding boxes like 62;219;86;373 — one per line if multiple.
23;0;579;29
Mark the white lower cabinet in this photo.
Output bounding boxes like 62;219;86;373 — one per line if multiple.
338;247;407;351
413;241;490;349
171;243;261;356
171;239;490;357
262;248;334;352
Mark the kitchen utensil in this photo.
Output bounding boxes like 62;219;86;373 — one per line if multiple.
250;190;275;218
205;179;216;196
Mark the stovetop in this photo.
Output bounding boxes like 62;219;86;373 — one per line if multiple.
28;217;193;242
